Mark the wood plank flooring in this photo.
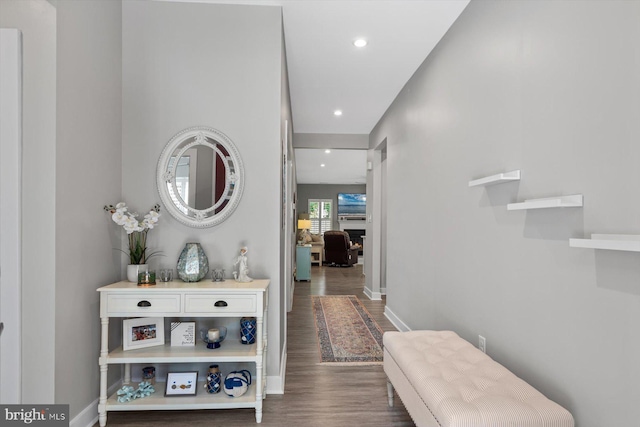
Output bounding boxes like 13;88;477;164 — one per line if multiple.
97;264;414;427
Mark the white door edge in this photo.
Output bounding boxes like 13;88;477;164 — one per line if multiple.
0;28;23;404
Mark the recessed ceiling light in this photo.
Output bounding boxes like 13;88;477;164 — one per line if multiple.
325;149;331;154
334;110;342;116
354;39;367;48
320;164;326;167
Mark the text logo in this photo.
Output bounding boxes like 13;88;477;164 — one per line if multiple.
1;405;69;426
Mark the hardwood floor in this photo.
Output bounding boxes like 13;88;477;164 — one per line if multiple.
97;264;414;427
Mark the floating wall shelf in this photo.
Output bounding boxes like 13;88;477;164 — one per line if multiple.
569;234;640;252
468;170;521;187
507;194;583;211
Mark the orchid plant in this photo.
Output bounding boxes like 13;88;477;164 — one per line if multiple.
104;202;161;265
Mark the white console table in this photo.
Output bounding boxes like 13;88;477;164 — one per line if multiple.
97;279;269;426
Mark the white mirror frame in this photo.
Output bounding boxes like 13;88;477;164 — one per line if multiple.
156;126;245;228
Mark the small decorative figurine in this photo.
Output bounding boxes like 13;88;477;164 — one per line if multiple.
233;246;253;282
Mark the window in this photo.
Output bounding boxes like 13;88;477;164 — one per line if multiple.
308;199;332;235
168;151;197;215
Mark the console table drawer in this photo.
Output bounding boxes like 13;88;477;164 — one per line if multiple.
105;293;181;315
184;294;256;314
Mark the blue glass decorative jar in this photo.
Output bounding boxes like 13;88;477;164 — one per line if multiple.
177;242;209;282
240;317;257;345
205;364;221;394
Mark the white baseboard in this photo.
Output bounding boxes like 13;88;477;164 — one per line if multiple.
380;287;386;295
384;306;411;332
363;286;382;301
266;348;287;395
71;381;121;427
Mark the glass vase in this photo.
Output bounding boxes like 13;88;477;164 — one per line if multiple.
240;317;257;345
177;242;209;282
205;364;221;394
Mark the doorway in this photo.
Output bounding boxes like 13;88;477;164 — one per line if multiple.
365;137;388;300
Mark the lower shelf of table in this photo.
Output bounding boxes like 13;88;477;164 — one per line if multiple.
106;381;258;411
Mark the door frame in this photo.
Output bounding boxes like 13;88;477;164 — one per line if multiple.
0;28;23;404
364;137;387;301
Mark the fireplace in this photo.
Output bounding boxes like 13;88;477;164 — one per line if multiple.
344;229;365;255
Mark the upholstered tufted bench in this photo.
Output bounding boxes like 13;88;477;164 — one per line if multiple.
384;330;574;427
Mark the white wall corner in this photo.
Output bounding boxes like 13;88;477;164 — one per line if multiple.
71;381;121;427
363;286;382;301
266;349;287;395
384;306;411;332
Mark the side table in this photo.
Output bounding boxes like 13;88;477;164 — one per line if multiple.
296;245;311;281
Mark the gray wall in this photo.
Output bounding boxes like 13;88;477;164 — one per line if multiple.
369;1;640;426
0;0;57;405
122;0;284;382
297;184;366;231
55;0;122;417
1;0;123;417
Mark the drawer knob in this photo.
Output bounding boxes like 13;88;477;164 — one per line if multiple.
137;300;152;307
214;300;228;307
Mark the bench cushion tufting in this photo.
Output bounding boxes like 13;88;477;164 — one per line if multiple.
384;330;574;427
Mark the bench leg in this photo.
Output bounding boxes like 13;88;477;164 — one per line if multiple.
387;380;394;407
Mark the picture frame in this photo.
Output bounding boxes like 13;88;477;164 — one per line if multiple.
170;321;195;347
122;317;164;351
165;371;199;396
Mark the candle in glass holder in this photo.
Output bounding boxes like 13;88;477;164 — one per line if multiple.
137;270;156;286
208;328;220;341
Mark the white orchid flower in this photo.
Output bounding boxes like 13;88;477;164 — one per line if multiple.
126;220;144;233
142;211;160;228
145;210;160;221
123;215;138;230
105;202;161;263
112;211;127;225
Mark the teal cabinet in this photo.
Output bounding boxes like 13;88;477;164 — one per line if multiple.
296;245;312;281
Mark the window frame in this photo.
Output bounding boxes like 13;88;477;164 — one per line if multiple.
308;198;333;235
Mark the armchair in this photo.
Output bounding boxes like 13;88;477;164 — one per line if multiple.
323;230;358;267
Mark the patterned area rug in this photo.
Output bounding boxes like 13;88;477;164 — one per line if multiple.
312;295;384;365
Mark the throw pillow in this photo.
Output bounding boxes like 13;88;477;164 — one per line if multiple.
311;234;322;243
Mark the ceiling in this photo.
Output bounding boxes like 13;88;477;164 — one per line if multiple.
166;0;470;183
295;149;367;184
282;0;469;134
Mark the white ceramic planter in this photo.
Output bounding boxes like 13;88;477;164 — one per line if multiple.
127;264;148;283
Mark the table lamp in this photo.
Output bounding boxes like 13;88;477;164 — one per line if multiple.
297;219;311;243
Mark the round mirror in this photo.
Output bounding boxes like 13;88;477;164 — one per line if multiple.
157;126;244;228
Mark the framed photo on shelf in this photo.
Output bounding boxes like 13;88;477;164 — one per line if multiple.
170;321;195;347
165;371;199;396
123;317;164;351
